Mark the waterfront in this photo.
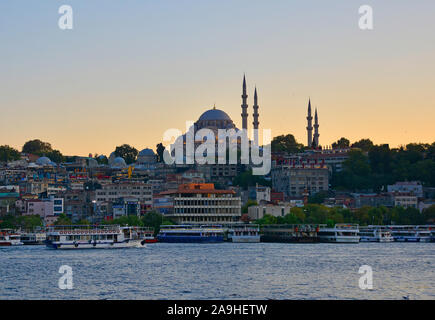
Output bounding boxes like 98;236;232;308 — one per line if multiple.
0;243;434;300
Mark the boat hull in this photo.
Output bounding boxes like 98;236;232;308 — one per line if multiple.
157;235;224;243
231;236;260;243
319;236;360;243
45;239;145;249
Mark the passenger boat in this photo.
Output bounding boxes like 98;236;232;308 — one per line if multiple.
414;225;432;243
137;228;158;243
45;225;147;249
0;229;23;246
228;224;260;243
389;225;419;242
260;224;322;243
318;224;360;243
157;225;224;243
359;226;394;242
20;232;47;245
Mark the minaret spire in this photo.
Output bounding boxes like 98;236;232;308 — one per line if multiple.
241;74;248;131
306;98;313;147
252;87;260;145
313;107;320;148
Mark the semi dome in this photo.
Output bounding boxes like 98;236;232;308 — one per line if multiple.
137;148;157;164
198;108;232;121
111;157;127;168
36;156;52;166
87;158;99;168
138;148;155;156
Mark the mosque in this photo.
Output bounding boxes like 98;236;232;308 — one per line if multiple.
193;75;260;136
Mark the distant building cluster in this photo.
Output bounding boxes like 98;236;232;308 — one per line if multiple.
1;76;434;225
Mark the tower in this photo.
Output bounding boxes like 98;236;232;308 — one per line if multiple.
313;108;320;148
241;75;248;131
306;99;313;147
252;87;260;145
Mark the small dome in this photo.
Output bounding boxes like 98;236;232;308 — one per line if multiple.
138;148;155;156
87;158;99;168
111;157;127;168
198;108;232;121
36;156;52;166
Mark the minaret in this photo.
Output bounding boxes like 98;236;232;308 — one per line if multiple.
306;99;313;147
313;108;320;148
252;87;259;145
241;75;248;131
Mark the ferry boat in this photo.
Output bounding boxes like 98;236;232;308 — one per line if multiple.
260;224;323;243
0;229;24;246
20;232;47;245
359;226;394;242
228;224;260;243
157;225;224;243
45;225;148;249
136;227;158;243
389;225;419;242
414;225;432;243
318;224;360;243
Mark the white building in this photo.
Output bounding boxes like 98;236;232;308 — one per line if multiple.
387;181;423;198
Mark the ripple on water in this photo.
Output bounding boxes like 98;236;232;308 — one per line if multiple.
0;243;434;299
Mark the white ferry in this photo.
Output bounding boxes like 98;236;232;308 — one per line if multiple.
389;225;419;242
414;225;432;243
228;224;260;243
0;229;24;246
20;232;47;245
157;225;224;243
318;224;360;243
45;225;147;249
359;226;394;242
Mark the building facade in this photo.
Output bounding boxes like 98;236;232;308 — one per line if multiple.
158;183;241;225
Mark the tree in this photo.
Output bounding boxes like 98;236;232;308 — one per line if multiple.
332;137;350;149
54;213;72;225
351;139;374;152
271;134;304;153
156;143;165;163
114;144;138;164
232;169;271;190
422;205;435;223
0;145;21;162
242;200;258;214
22;139;52;154
21;139;64;163
16;215;43;230
308;190;329;204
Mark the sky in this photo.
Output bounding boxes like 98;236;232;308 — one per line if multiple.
1;0;434;156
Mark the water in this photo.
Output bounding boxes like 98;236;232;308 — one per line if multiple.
0;243;434;300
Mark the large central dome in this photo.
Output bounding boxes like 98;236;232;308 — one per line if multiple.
198;108;232;121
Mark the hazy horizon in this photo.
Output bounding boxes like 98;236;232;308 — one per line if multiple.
1;0;434;156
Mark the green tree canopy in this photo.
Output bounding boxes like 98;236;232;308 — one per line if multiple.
114;144;138;164
332;137;350;149
351;138;374;152
0;145;21;162
271;134;304;153
21;139;64;163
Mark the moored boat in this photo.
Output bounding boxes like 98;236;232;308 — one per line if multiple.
389;225;419;242
260;224;322;243
228;224;260;243
318;224;360;243
157;225;224;243
20;232;47;245
359;226;394;242
45;225;147;249
0;229;23;246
